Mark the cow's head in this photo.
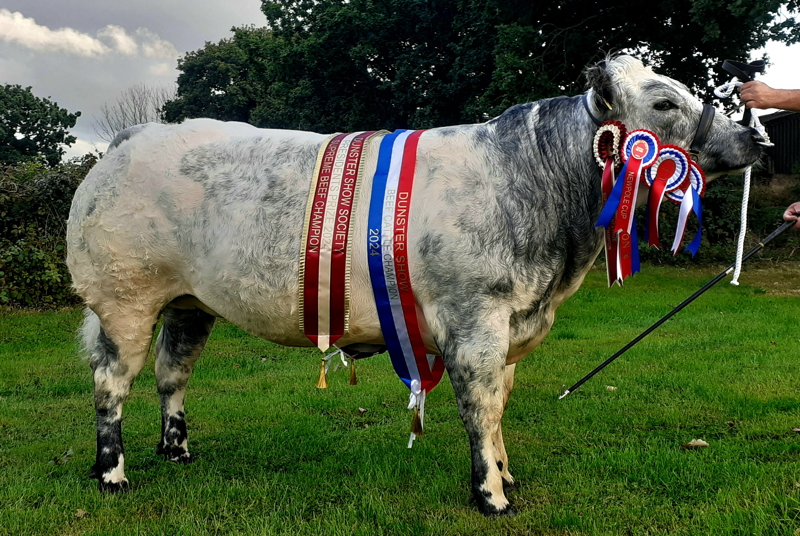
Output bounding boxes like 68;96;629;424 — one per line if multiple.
585;55;763;177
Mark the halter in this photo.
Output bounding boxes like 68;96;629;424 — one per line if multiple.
688;104;716;162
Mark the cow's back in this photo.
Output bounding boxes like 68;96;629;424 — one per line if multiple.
67;119;329;343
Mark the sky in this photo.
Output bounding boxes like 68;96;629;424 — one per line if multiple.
1;2;798;160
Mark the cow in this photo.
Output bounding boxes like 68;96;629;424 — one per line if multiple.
66;55;763;516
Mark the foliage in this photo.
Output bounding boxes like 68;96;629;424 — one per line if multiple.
0;155;96;308
0;85;81;167
163;31;263;124
164;0;800;131
3;267;800;534
638;172;800;265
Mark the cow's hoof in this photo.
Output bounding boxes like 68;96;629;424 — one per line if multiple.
473;492;516;517
157;444;194;464
169;452;194;464
479;502;516;518
98;478;130;494
502;478;519;494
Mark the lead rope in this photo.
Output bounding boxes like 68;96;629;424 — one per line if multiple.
714;78;773;285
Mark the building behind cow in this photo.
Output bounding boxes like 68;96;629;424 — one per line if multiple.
760;111;800;174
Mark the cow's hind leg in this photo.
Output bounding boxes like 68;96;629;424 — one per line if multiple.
85;309;157;492
440;317;514;517
155;307;216;463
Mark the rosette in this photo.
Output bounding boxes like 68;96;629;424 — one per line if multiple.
644;145;690;248
670;162;706;257
593;121;627;286
596;129;660;283
593;120;627;170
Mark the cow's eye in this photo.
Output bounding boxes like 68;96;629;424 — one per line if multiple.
654;100;677;111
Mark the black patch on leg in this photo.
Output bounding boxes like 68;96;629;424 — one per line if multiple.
92;328;121;371
157;411;193;463
155;308;215;463
92;408;128;492
158;308;216;369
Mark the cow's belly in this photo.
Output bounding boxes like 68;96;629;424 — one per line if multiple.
186;262;389;348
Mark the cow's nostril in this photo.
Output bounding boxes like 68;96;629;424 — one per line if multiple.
750;127;766;145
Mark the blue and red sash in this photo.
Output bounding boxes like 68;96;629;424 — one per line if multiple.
300;130;445;418
366;130;445;401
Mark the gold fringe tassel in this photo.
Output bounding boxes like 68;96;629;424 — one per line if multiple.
410;408;424;437
349;359;358;386
316;358;329;389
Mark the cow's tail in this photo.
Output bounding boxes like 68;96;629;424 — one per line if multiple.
78;308;101;361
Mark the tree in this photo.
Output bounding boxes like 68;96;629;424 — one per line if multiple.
164;0;800;132
163;30;264;125
94;83;177;143
0;85;81;167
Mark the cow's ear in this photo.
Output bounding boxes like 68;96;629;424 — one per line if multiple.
585;60;614;111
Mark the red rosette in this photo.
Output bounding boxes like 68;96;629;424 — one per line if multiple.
620;129;660;168
593;120;627;170
644;145;690;191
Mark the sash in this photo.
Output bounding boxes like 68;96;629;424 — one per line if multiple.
367;129;445;444
300;131;378;351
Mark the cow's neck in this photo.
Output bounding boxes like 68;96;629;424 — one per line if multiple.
487;95;604;281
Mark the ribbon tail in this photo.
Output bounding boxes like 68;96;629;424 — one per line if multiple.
604;228;619;287
646;178;668;248
613;159;642;235
600;159;619;286
671;191;694;256
631;213;641;275
596;160;629;228
407;386;426;448
684;187;703;257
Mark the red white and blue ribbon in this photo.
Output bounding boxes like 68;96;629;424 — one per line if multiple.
596;129;659;282
367;129;445;446
593;121;626;286
669;161;706;257
300;131;377;351
644;145;690;249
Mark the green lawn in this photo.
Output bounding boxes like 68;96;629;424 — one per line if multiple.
2;263;800;535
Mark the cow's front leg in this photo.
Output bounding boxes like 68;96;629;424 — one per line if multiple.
493;362;516;489
441;321;513;516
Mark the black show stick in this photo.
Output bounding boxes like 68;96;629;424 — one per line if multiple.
559;220;794;400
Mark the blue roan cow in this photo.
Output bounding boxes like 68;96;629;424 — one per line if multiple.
67;56;762;515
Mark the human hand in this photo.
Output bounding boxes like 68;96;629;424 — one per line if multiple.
739;81;777;109
783;201;800;229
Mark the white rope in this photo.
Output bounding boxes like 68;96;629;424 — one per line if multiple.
714;77;741;99
713;77;773;285
730;165;751;285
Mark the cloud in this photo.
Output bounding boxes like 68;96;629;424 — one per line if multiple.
0;9;178;60
0;9;109;57
135;28;179;60
97;25;138;56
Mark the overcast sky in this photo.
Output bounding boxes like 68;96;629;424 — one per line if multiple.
1;2;798;160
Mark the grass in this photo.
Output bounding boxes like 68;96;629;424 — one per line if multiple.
2;262;800;535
